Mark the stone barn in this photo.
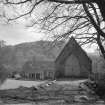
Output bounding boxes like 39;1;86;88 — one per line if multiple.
55;37;92;78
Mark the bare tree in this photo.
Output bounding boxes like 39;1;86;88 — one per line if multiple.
0;40;6;48
0;40;8;85
2;0;105;59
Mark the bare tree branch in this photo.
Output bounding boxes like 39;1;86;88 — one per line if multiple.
8;0;44;21
83;3;105;39
5;0;31;5
47;0;96;4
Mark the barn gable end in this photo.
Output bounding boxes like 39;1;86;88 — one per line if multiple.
55;37;92;78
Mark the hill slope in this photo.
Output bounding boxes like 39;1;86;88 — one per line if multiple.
0;40;64;72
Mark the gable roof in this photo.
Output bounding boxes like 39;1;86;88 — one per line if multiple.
55;37;92;69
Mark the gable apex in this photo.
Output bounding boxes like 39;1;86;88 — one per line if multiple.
55;37;91;65
55;37;79;63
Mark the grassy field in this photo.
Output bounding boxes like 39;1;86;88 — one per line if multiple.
0;79;104;105
0;79;86;90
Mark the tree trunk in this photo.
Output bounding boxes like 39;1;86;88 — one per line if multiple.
96;1;105;21
96;35;105;59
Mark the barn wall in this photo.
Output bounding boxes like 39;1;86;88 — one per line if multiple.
92;58;105;73
80;66;90;77
74;45;92;74
55;62;65;78
64;54;81;77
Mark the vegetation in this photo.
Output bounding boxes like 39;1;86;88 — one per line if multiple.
0;40;8;84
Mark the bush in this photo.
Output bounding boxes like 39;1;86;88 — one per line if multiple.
0;64;8;85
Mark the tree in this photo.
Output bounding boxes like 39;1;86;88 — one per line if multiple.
0;40;6;48
0;40;8;85
0;40;6;64
2;0;105;60
0;64;8;84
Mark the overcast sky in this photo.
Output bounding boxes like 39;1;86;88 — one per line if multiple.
0;23;45;45
0;22;97;53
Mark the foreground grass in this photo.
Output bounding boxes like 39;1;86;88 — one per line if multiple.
0;79;104;105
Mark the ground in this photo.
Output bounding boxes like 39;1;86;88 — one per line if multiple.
0;79;104;105
0;79;86;90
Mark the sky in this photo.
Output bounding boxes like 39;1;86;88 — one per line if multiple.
0;23;45;45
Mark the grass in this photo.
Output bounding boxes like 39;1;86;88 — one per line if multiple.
0;79;104;105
